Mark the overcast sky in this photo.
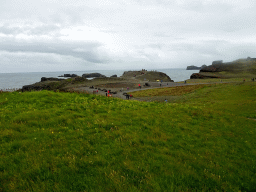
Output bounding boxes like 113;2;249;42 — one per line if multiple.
1;0;256;73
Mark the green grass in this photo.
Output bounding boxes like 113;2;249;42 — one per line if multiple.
130;84;212;97
0;82;256;191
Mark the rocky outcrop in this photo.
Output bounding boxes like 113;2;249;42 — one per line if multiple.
64;74;78;77
22;76;87;92
186;64;207;70
41;77;65;82
212;60;223;65
190;73;220;79
21;70;175;92
186;65;201;70
82;73;106;78
121;70;174;82
200;65;223;72
22;81;65;92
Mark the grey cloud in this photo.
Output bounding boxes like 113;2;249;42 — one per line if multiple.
0;25;22;35
0;51;95;73
0;24;62;36
146;43;165;50
1;0;256;72
153;32;170;38
0;38;108;63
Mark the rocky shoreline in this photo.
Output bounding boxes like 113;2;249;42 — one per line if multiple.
21;70;174;93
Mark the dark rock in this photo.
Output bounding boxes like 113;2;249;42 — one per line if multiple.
144;83;150;86
201;64;207;69
212;60;223;65
41;77;64;82
64;74;77;77
190;73;219;79
110;74;117;78
82;73;106;78
186;65;201;70
187;64;208;70
200;65;222;72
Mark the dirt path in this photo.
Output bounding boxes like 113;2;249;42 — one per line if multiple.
73;81;203;100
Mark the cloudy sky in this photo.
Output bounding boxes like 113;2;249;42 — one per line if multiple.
1;0;256;73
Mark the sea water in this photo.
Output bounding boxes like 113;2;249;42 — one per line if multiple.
0;68;199;90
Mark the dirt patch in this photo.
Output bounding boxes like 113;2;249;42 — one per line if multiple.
96;82;141;89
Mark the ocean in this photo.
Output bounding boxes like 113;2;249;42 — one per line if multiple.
0;68;199;90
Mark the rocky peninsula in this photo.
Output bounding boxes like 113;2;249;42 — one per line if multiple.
21;70;174;95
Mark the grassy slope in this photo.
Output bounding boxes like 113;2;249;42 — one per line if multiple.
0;82;256;191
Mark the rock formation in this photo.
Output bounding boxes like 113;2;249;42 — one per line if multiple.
82;73;106;78
186;64;207;70
41;77;64;82
21;70;174;92
64;74;78;77
190;73;219;79
186;65;201;70
121;70;174;82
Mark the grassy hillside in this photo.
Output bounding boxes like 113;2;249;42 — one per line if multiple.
1;82;256;191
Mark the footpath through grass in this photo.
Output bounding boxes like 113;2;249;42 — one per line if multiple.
0;82;256;191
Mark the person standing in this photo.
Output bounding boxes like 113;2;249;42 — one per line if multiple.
139;84;141;89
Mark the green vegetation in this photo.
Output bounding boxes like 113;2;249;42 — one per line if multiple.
1;82;256;191
130;84;212;97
